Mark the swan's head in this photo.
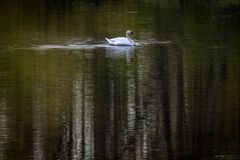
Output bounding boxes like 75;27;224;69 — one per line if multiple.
126;30;134;38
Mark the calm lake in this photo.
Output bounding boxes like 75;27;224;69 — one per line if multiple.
0;0;239;159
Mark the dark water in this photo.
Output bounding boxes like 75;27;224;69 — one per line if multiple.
0;0;240;160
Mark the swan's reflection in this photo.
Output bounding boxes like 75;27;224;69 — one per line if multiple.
105;46;135;59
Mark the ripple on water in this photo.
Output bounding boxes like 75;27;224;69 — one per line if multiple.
32;40;172;51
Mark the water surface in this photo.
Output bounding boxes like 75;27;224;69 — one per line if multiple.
0;0;239;160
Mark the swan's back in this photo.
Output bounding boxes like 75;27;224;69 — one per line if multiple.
107;37;133;46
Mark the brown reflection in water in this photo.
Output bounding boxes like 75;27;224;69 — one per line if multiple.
0;40;239;160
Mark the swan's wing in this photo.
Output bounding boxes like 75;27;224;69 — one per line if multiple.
105;38;114;45
106;37;133;46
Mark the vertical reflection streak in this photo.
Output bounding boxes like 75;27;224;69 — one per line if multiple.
135;53;149;160
127;57;136;160
106;61;115;159
83;71;94;160
72;56;95;160
32;58;45;160
0;98;8;160
72;72;83;159
32;85;45;160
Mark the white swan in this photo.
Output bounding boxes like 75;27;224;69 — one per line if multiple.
105;30;135;46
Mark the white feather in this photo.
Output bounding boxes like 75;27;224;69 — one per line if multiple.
105;30;135;46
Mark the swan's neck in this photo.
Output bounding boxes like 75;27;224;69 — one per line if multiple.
126;34;135;45
128;37;135;45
